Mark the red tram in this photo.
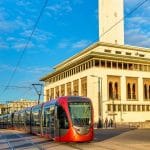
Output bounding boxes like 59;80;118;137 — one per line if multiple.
0;96;94;142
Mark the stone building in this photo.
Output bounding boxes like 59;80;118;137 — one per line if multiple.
0;99;37;114
40;0;150;126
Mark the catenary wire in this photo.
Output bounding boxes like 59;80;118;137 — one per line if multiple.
0;0;49;98
0;0;148;100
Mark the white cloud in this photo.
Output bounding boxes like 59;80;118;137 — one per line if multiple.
73;0;84;5
46;0;72;17
72;40;91;49
21;29;53;42
58;41;69;49
13;42;34;50
57;39;92;50
125;28;150;48
0;38;9;49
0;64;51;75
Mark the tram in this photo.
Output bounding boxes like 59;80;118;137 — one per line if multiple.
0;96;94;142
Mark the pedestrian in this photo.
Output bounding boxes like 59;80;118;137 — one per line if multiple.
109;118;113;128
105;117;108;128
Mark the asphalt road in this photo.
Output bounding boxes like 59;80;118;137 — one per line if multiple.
0;128;150;150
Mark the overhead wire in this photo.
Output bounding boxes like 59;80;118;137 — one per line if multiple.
0;0;49;98
0;0;148;101
0;85;32;89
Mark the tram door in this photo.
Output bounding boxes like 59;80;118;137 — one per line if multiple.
54;106;60;137
49;105;55;138
56;106;69;137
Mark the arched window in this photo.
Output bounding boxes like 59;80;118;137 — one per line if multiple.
132;84;136;99
149;85;150;99
127;83;131;99
144;84;148;99
109;82;113;99
114;82;118;99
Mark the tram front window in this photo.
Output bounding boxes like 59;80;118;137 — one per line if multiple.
69;102;92;127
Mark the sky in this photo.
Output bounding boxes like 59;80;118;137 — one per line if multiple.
0;0;149;103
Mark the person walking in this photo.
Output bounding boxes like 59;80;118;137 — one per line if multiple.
109;118;113;128
104;117;108;128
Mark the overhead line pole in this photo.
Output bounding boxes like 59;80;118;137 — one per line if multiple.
32;83;43;104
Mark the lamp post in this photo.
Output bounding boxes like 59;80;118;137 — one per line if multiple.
90;75;103;128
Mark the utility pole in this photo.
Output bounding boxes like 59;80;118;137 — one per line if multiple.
90;75;103;128
32;83;43;104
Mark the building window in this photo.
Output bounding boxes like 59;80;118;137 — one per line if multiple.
101;60;105;67
133;105;136;111
81;77;87;97
128;105;131;111
146;105;150;111
94;60;100;67
107;61;111;68
114;82;119;99
134;64;138;70
118;104;121;111
137;105;141;111
127;78;138;100
144;84;148;99
142;105;145;111
50;88;54;99
127;83;131;99
123;63;127;69
104;49;111;53
55;86;59;98
108;76;120;100
129;64;133;70
73;79;79;96
115;51;121;54
139;64;143;71
132;84;136;99
107;104;111;111
112;62;117;68
113;104;116;112
118;62;122;69
126;52;131;56
123;105;126;111
149;86;150;99
61;84;65;96
109;82;113;99
46;89;50;101
144;65;147;71
143;79;150;100
67;82;71;96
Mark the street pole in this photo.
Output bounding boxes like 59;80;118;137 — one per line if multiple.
91;75;103;128
32;83;43;104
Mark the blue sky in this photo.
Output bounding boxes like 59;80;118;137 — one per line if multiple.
0;0;149;103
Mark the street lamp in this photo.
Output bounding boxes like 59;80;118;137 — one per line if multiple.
90;75;103;128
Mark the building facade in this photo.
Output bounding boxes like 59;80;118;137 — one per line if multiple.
0;99;37;114
40;42;150;125
40;0;150;126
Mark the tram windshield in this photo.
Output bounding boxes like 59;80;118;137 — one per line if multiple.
69;102;92;127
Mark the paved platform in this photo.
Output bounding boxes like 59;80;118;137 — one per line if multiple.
0;128;150;150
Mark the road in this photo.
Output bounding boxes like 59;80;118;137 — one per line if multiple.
0;128;150;150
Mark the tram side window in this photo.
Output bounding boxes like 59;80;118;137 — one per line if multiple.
26;111;31;126
43;107;51;127
43;110;46;127
31;113;34;126
57;106;69;129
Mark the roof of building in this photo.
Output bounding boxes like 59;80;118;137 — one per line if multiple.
40;41;150;81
